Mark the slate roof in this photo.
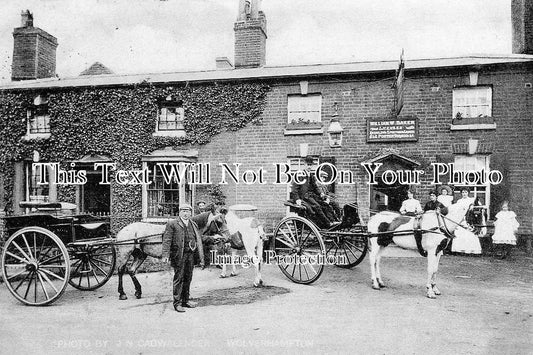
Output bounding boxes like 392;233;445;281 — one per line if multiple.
1;54;532;91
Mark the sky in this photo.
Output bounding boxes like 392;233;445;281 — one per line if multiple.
0;0;512;83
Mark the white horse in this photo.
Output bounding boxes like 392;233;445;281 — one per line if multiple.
367;203;476;298
115;210;228;300
216;205;266;287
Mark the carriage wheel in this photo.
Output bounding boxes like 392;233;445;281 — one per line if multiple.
327;234;368;269
1;227;70;306
273;216;325;284
68;243;116;291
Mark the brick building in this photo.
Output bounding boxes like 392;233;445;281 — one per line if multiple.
0;1;532;240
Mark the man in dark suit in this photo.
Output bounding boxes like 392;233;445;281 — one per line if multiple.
292;156;333;228
162;203;204;313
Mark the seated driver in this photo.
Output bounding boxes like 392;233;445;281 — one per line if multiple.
292;156;335;228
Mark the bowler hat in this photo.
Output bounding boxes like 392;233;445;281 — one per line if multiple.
179;203;193;211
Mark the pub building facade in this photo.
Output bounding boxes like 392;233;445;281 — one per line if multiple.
1;1;532;244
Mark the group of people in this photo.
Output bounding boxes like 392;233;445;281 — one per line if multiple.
399;186;520;258
398;185;456;216
291;156;341;229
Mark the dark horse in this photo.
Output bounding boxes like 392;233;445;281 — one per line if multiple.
114;210;229;300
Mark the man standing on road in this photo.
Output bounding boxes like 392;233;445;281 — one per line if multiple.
162;203;204;313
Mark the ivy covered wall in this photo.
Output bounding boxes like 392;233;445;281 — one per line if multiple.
0;83;269;232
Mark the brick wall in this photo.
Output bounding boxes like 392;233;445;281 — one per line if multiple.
194;64;533;234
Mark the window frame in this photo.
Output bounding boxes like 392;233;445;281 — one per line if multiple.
285;94;323;135
25;94;51;139
453;154;491;217
25;162;50;202
153;99;186;137
451;86;495;130
141;161;194;221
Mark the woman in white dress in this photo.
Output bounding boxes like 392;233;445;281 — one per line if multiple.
399;190;422;216
437;185;453;207
492;201;520;259
452;188;482;254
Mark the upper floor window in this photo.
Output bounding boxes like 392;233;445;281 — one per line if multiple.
25;94;51;139
452;87;492;120
154;98;185;137
285;94;323;135
288;94;322;125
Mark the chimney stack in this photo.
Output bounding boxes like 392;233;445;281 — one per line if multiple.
12;10;58;81
512;0;533;55
234;0;267;68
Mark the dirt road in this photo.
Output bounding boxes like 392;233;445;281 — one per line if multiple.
1;254;532;354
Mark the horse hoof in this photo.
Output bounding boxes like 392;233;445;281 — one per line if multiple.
426;294;437;299
119;294;128;300
259;279;263;285
432;286;441;296
219;274;227;278
253;282;260;288
135;293;142;299
372;284;380;290
230;272;237;277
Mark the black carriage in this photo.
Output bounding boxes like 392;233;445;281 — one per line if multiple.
271;201;368;284
1;202;116;306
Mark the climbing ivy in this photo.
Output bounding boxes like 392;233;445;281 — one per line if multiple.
0;82;270;230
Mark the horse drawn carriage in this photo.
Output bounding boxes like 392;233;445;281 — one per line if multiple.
0;194;487;305
270;201;368;284
1;201;116;306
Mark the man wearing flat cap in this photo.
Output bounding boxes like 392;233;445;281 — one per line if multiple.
162;203;204;313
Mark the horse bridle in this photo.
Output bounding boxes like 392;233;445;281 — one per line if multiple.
205;213;230;240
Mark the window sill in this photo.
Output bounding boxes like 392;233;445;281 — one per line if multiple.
450;123;497;131
152;130;186;138
23;133;51;140
284;126;324;135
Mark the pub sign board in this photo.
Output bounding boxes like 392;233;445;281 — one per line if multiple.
366;116;418;142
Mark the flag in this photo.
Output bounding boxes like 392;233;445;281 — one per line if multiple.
393;49;405;117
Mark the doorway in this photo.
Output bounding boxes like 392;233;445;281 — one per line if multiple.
81;170;111;215
368;153;420;213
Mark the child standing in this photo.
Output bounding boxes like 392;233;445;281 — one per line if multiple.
492;201;520;259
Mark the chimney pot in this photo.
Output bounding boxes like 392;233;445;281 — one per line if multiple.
21;10;33;27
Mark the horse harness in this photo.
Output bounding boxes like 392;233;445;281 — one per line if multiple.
376;211;460;258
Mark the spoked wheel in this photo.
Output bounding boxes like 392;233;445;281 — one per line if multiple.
68;242;116;291
1;227;70;306
326;234;368;269
273;216;325;284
